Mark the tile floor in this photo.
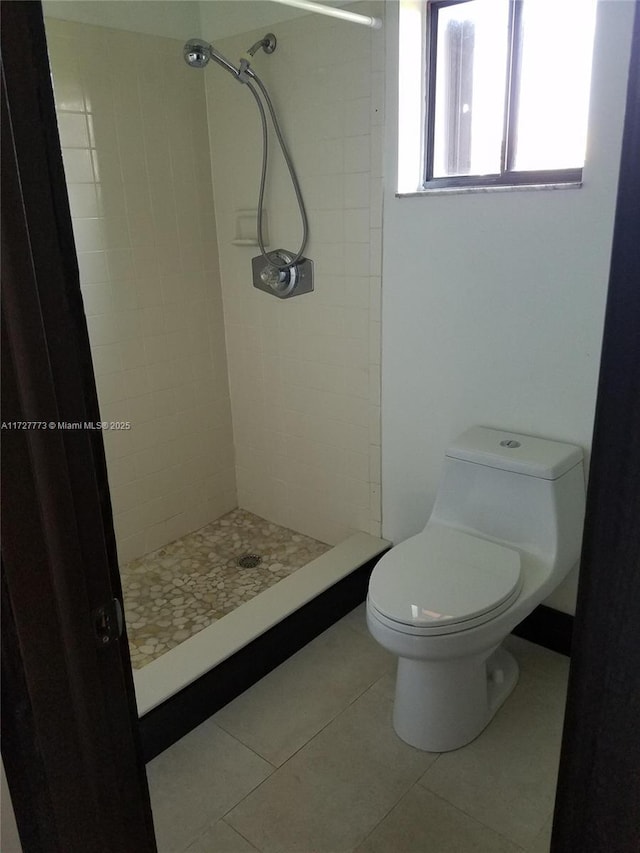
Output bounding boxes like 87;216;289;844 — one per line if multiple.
121;510;330;668
147;604;568;853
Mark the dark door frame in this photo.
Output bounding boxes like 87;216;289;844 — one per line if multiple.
1;2;156;850
1;0;639;851
551;3;640;851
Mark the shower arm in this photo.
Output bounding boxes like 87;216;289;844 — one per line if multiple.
206;35;276;80
247;34;277;57
208;46;243;78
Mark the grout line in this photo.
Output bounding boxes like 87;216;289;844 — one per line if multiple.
179;821;210;853
214;721;280;772
177;812;263;853
419;787;531;851
212;690;367;821
215;665;396;825
209;718;279;772
213;753;276;830
273;670;389;764
213;650;390;772
352;775;428;852
221;818;262;853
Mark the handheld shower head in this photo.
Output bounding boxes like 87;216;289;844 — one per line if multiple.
183;38;212;68
183;38;244;78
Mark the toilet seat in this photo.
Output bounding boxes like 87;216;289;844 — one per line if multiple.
368;526;522;637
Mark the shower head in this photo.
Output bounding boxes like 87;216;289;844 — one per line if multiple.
183;38;212;68
183;38;243;78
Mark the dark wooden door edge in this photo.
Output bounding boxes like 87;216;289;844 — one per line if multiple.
1;3;156;850
551;4;640;851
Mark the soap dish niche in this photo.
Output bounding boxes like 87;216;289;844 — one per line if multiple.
232;209;269;247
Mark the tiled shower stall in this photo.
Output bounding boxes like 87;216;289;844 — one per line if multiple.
44;1;385;676
45;16;238;563
205;6;385;546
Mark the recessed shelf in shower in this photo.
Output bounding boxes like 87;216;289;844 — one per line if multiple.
232;209;269;247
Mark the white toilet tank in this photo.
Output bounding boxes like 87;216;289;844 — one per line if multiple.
431;427;586;577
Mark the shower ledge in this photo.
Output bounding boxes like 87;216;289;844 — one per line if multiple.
133;531;389;716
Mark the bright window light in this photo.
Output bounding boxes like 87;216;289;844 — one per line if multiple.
432;0;510;177
397;0;598;192
514;0;597;171
398;0;427;193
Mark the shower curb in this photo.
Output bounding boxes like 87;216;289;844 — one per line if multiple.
139;551;388;762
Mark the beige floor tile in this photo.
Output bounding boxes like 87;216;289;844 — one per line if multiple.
341;601;371;637
419;646;567;849
503;636;570;715
503;635;568;674
356;785;523;853
185;820;260;853
225;682;438;853
340;602;371;638
525;815;553;853
368;668;397;701
214;619;394;766
148;717;273;853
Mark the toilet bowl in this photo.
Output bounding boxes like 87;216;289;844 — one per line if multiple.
367;426;585;752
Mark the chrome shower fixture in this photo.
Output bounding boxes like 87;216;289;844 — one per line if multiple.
183;38;241;77
183;38;211;68
247;33;277;56
182;32;313;300
183;34;276;77
252;251;313;299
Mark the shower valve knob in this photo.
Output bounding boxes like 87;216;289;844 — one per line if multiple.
252;250;314;299
260;265;287;288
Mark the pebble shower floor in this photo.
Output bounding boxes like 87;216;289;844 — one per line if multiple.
121;509;330;669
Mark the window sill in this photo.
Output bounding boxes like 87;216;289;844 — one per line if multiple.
396;181;583;198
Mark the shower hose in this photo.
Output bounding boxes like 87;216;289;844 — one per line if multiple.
244;71;309;272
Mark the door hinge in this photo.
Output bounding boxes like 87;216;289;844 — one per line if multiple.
94;598;124;648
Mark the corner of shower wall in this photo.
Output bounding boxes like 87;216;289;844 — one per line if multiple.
203;1;385;547
44;13;238;565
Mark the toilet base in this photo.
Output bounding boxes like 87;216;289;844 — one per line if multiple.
392;645;519;752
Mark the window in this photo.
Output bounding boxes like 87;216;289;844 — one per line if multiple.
400;0;597;192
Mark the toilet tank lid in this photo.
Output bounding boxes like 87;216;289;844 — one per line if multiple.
446;427;583;480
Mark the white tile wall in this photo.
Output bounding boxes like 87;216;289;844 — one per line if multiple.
206;2;384;545
45;18;237;564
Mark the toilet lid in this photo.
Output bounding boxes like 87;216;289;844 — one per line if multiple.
368;526;522;630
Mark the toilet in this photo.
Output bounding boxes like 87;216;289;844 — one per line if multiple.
367;426;585;752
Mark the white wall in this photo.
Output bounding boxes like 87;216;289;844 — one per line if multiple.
43;0;302;42
381;0;635;613
43;0;201;40
200;0;350;39
44;0;364;42
204;2;385;545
